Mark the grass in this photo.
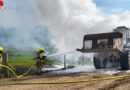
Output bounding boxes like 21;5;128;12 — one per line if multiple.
8;56;60;67
7;56;60;75
8;56;36;68
7;56;37;75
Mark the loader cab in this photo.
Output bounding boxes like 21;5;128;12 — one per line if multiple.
113;26;130;41
113;26;130;48
77;32;123;53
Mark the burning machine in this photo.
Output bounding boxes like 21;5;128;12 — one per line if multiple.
77;26;130;70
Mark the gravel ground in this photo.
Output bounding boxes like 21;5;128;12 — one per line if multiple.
0;71;130;90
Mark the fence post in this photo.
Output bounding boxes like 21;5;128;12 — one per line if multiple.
82;54;84;66
3;53;9;77
64;55;66;70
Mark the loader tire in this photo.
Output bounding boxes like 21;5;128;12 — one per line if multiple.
120;50;130;70
93;57;101;69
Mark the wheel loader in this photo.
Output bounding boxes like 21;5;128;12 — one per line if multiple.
77;26;130;70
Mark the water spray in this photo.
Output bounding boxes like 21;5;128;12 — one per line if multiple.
47;50;77;57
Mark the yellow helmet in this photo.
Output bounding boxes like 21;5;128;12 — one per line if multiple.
40;48;44;51
0;46;3;51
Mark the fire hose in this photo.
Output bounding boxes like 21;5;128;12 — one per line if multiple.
0;63;35;79
0;64;130;86
0;74;130;86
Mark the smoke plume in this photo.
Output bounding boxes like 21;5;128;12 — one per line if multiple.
1;0;130;54
32;0;130;52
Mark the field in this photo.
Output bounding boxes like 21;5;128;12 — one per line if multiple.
8;56;35;67
8;56;59;67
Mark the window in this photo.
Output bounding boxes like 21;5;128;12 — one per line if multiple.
84;40;92;49
97;39;108;48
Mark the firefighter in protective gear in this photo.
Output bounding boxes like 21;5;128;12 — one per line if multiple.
36;48;46;75
0;46;3;70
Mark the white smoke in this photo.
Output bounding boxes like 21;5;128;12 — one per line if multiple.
30;0;130;52
31;0;102;52
1;0;130;53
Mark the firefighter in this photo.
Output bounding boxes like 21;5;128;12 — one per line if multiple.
36;48;46;75
0;46;3;70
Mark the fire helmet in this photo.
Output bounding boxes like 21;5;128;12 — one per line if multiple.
0;46;3;51
40;48;44;51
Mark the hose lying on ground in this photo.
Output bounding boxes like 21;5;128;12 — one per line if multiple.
0;63;35;78
0;63;130;86
0;74;130;86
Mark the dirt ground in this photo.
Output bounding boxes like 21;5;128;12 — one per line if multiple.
0;71;130;90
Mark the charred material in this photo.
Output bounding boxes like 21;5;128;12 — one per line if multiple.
77;32;123;53
77;26;130;70
120;50;130;70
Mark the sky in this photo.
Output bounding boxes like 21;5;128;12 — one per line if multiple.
0;0;130;53
94;0;130;14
